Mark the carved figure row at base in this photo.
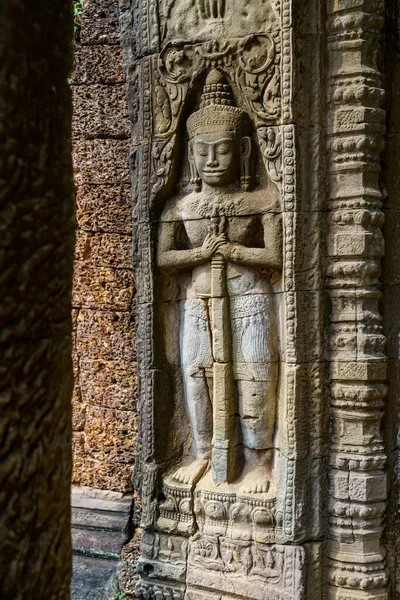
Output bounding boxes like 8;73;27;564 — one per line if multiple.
158;474;279;543
136;531;306;600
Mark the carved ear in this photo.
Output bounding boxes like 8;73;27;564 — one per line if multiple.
188;139;201;192
240;136;253;191
188;139;194;160
240;136;251;159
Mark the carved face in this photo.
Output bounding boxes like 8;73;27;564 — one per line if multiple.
190;132;238;187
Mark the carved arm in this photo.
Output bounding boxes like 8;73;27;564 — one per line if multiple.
157;220;205;269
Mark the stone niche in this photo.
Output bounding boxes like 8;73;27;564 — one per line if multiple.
119;0;388;598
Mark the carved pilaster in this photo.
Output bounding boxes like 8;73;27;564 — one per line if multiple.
326;1;388;598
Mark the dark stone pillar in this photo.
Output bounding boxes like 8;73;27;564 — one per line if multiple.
0;2;74;598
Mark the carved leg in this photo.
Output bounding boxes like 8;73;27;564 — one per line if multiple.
172;369;212;485
175;299;213;485
237;370;277;495
237;375;276;451
183;368;213;459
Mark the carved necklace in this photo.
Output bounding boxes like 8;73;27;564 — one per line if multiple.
194;186;245;218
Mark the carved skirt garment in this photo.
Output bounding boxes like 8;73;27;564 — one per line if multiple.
180;292;278;382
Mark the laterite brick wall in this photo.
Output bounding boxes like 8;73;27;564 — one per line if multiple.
71;0;137;492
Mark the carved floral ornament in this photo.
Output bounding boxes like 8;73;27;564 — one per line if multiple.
154;34;281;139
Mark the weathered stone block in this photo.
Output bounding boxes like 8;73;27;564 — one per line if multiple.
118;527;142;597
73;139;131;185
73;263;134;311
72;45;125;85
76;309;136;362
72;84;129;140
75;231;132;268
83;401;136;458
75;184;132;234
72;401;87;431
72;454;134;493
80;0;121;45
79;357;137;410
349;472;387;503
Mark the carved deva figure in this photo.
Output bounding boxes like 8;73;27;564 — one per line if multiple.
158;70;282;494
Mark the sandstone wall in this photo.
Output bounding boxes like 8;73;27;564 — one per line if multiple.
0;1;74;597
71;0;137;492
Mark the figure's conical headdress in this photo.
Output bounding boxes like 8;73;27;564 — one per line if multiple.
187;70;249;139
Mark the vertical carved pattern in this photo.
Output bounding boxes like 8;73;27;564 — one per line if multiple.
326;1;388;598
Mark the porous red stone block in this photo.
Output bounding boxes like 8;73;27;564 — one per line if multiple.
72;377;82;404
71;0;137;495
72;84;129;140
80;0;120;45
76;309;136;363
85;405;137;464
79;357;137;411
119;526;143;596
73;139;131;185
72;45;125;85
75;184;132;234
75;231;132;268
72;455;134;492
73;431;87;456
72;264;134;311
72;401;87;431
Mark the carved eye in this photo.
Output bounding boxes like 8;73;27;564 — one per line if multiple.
217;144;230;154
196;144;207;156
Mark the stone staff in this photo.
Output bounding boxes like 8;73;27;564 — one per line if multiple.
210;209;236;483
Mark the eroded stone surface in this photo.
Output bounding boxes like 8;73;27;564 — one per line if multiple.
119;0;390;598
120;0;324;598
71;486;133;599
71;0;136;493
0;1;74;598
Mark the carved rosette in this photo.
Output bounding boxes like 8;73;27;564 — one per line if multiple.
326;1;388;598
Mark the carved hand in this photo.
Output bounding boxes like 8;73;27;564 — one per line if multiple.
215;241;234;261
201;233;227;260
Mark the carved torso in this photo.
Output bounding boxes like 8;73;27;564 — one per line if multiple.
161;187;280;299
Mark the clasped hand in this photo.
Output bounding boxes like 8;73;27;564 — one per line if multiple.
201;232;232;260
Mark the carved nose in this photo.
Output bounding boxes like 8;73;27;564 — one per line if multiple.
206;158;218;167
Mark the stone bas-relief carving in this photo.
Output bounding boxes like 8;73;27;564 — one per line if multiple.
136;531;305;600
127;0;322;594
160;0;280;44
158;70;281;489
156;71;283;550
120;0;389;597
325;1;389;599
187;534;306;600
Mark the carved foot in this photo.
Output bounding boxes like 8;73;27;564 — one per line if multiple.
240;479;270;494
238;464;271;495
172;458;209;485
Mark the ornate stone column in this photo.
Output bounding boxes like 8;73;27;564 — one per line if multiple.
326;1;388;598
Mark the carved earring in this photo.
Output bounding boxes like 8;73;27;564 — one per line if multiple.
240;136;253;192
188;141;201;192
190;163;201;192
